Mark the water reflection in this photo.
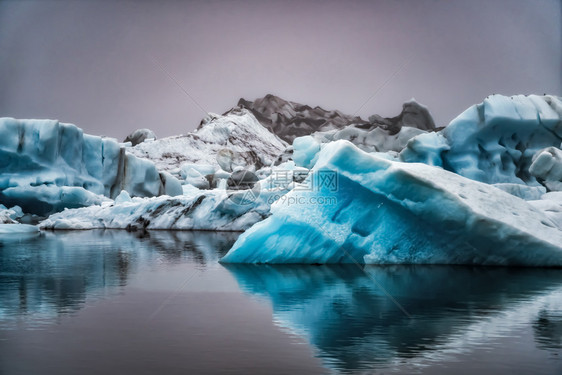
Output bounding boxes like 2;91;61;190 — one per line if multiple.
534;309;562;351
0;230;238;328
224;264;562;372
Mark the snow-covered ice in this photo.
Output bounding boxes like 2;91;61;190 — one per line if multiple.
127;108;287;175
40;183;288;231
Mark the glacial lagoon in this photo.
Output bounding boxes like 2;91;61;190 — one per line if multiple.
1;230;561;374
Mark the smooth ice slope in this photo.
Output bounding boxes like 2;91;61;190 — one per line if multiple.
221;141;562;265
401;95;562;185
0;118;181;215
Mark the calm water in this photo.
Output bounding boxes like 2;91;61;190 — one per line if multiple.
0;230;561;374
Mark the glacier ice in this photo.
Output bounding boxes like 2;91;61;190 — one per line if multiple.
401;95;562;185
114;190;132;204
221;140;562;265
0;118;181;215
396;99;436;131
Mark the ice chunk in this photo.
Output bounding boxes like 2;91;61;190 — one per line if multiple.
182;167;210;189
180;163;216;179
400;99;436;130
114;190;132;204
400;132;449;167
292;136;321;168
307;124;427;157
0;204;24;223
221;141;562;266
0;206;15;224
159;171;183;196
530;147;562;191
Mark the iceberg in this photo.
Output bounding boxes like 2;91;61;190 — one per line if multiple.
221;141;562;265
0;118;181;215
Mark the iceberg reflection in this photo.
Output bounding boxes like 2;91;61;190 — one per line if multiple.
0;230;237;328
224;264;562;372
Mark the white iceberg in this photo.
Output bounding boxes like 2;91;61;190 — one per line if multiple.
127;108;287;175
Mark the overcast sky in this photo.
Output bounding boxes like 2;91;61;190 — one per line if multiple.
0;0;560;140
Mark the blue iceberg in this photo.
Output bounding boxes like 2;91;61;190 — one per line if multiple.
401;94;562;185
221;141;562;265
0;118;182;215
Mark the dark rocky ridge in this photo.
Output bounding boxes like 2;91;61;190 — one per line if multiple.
369;99;438;134
237;94;437;143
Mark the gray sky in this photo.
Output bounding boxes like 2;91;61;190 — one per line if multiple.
1;0;560;140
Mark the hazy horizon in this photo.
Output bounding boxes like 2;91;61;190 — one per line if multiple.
1;0;560;140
